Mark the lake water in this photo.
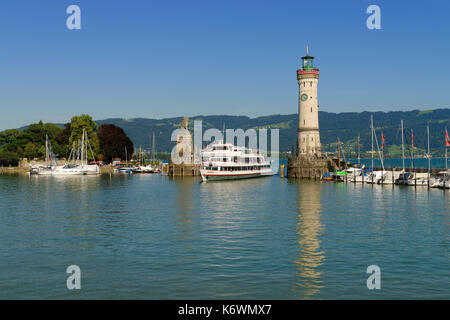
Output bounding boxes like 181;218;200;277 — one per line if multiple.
0;172;448;299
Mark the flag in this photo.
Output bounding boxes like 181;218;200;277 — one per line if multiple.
446;129;450;147
411;130;414;149
381;133;385;150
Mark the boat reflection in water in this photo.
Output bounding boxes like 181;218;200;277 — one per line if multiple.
173;177;195;243
294;181;325;299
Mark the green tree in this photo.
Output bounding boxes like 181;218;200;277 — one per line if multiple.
69;114;100;157
0;122;63;159
0;151;19;166
0;129;21;147
23;142;37;159
38;145;46;158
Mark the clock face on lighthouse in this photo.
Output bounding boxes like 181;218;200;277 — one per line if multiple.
301;93;308;101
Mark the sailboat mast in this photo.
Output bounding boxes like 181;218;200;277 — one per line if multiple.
338;138;341;170
427;123;431;176
45;135;49;167
357;134;360;165
82;129;86;166
371;115;374;169
152;132;156;161
373;126;385;172
411;129;414;170
401;120;405;172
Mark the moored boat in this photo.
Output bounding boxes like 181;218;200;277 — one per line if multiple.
52;165;87;175
131;165;154;174
29;135;58;175
200;141;273;182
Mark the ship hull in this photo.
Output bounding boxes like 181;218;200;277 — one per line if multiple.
200;170;273;182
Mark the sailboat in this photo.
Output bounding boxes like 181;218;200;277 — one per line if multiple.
79;129;100;175
117;146;132;174
365;115;388;184
30;135;58;175
395;120;413;185
53;129;99;175
406;123;433;186
52;141;87;175
330;138;348;181
431;128;450;188
131;146;154;173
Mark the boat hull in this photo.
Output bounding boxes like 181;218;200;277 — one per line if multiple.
52;166;87;175
200;170;273;182
81;165;100;175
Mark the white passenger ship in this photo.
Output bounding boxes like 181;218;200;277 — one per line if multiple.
200;141;273;182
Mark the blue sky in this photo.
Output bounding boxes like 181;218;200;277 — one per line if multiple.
0;0;449;129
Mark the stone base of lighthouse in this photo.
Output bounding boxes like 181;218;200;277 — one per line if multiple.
286;155;337;179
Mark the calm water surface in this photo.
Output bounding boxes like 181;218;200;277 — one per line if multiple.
0;173;448;299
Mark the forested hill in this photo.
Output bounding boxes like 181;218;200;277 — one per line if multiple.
96;109;450;156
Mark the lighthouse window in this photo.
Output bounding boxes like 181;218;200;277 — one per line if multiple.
311;107;312;112
304;120;305;125
310;82;312;87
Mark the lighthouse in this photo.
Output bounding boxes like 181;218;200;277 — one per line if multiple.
287;46;335;179
297;46;321;156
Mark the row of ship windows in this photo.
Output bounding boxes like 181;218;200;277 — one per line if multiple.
206;165;271;171
211;147;252;154
204;157;264;163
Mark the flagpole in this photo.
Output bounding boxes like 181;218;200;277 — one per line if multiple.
446;127;448;171
446;145;448;189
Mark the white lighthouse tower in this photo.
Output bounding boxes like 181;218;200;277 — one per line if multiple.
287;46;335;179
297;46;321;156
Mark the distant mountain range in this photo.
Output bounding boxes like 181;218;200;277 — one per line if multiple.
95;109;450;156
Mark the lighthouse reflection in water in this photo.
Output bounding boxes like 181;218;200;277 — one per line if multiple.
294;181;324;299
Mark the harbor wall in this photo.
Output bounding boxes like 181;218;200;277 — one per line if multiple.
166;162;200;176
287;156;336;179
